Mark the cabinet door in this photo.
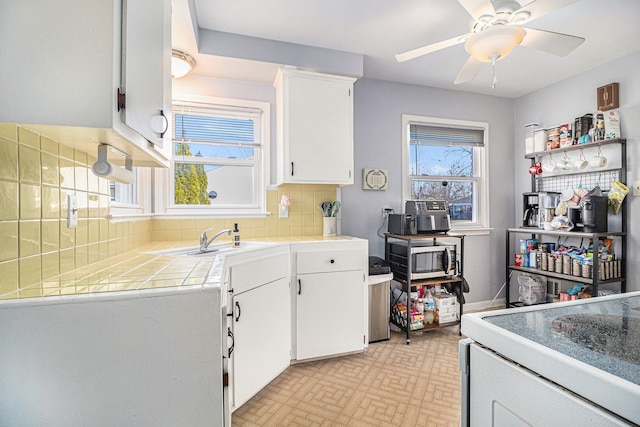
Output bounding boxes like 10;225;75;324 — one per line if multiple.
296;270;364;360
121;0;171;151
285;73;354;184
232;277;291;410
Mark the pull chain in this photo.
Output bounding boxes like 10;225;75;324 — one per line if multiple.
490;53;500;89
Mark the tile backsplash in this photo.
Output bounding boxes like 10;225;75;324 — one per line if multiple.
0;124;337;297
0;124;151;298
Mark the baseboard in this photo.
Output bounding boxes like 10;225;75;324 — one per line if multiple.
464;298;506;313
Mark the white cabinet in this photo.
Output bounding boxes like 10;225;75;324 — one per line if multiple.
226;249;291;411
0;0;171;167
274;69;356;185
291;240;368;361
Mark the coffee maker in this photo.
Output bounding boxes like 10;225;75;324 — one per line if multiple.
538;192;561;228
581;195;608;232
522;192;539;227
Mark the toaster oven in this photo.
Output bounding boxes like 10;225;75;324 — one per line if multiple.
387;239;458;280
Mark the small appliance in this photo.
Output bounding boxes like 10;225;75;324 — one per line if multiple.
387;240;458;280
580;195;608;232
405;200;451;233
522;192;539;227
388;214;417;235
537;192;560;228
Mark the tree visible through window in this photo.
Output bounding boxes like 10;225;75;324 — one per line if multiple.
403;115;489;229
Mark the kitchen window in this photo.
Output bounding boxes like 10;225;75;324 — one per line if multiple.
402;114;489;232
168;96;269;215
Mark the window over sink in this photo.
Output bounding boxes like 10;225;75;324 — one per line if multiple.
166;96;270;215
402;114;489;232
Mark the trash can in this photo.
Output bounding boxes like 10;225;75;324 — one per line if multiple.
368;256;392;343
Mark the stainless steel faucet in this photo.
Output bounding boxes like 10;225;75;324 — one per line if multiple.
199;228;232;252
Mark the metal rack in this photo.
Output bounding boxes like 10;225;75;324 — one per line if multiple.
508;138;628;307
384;233;465;344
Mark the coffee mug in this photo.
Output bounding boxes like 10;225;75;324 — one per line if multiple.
589;154;607;168
558;159;574;171
542;160;558;174
574;158;588;170
529;161;542;175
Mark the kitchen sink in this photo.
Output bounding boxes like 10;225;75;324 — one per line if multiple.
146;242;271;257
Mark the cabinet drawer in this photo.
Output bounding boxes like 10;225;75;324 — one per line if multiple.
231;253;289;295
297;249;362;274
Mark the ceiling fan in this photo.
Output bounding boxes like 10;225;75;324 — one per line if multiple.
396;0;585;86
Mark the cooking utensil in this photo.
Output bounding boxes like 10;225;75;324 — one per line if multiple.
319;201;332;217
330;201;341;217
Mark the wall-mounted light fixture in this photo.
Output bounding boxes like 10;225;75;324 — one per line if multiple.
172;49;196;79
279;195;291;218
91;144;136;184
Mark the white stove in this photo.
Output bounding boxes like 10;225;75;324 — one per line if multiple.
460;291;640;426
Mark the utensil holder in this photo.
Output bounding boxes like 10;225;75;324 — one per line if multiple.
323;217;337;237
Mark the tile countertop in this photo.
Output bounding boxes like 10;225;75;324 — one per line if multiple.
2;236;361;301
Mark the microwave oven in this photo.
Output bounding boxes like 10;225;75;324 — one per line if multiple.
387;240;458;280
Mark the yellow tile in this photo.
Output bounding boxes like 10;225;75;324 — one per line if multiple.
59;158;75;189
0;260;18;296
88;219;99;243
302;226;316;236
289;226;303;237
19;255;41;288
74;150;87;165
58;143;74;160
196;218;214;230
0;221;18;262
75;245;88;268
87;168;99;194
88;193;99;218
277;228;291;237
99;194;109;217
59;248;75;272
76;191;88;218
41;252;60;281
0;180;18;220
18;285;43;298
99;241;108;260
181;219;197;230
166;219;182;230
60;219;76;249
99;218;109;241
152;219;167;231
252;227;266;238
290;215;303;227
76;219;88;245
99;176;110;195
19;220;41;257
19;183;41;220
0;124;18;142
88;243;100;264
181;229;199;242
151;230;166;241
42;220;60;252
42;186;60;219
41;152;59;186
0;139;18;180
19;145;41;184
166;229;181;241
75;165;87;191
18;127;40;149
40;136;58;156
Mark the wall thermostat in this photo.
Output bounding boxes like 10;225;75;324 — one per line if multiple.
362;168;388;190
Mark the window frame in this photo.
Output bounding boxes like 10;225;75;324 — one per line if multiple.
166;95;270;216
401;114;490;233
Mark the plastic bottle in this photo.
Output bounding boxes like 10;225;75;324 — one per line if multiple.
232;223;240;248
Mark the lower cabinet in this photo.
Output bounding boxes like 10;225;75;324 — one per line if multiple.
226;248;291;411
296;270;365;360
292;240;368;361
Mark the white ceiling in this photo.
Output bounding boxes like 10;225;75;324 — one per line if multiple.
172;0;640;98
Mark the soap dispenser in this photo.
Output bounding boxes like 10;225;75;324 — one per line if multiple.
232;223;240;248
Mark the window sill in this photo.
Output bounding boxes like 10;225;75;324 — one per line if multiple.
155;210;270;219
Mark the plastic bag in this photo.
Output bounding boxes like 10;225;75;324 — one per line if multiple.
608;181;628;215
518;273;546;305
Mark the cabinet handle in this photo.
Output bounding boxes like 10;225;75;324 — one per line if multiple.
234;301;241;322
150;110;169;138
291;162;294;176
227;327;234;358
330;259;335;264
298;279;301;295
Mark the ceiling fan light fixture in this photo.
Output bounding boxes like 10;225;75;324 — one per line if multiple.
465;25;525;62
172;49;196;79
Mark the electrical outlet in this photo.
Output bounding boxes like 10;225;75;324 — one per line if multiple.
633;181;640;196
382;206;392;218
67;194;78;228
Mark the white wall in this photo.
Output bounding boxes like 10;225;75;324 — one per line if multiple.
341;78;516;305
514;51;640;293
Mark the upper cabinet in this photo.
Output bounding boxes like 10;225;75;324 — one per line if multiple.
274;69;356;185
0;0;171;167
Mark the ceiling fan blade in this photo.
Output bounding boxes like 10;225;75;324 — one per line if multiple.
454;56;483;85
457;0;496;21
521;28;585;56
395;34;470;63
512;0;581;25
